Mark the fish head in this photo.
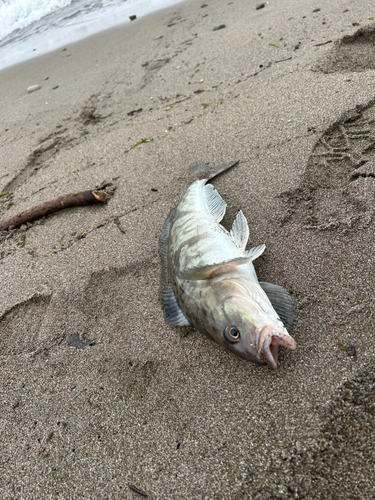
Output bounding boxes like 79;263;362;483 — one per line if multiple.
200;281;296;368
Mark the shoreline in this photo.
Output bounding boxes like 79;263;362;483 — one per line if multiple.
0;0;188;72
1;0;375;498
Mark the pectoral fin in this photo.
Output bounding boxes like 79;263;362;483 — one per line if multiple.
260;282;295;332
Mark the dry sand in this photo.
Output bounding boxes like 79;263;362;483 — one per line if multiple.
0;0;375;498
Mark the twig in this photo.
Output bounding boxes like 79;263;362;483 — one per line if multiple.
127;483;149;498
0;190;109;231
315;40;332;47
170;96;191;106
113;217;126;234
273;56;292;64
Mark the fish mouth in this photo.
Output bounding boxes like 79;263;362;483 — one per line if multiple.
257;327;297;369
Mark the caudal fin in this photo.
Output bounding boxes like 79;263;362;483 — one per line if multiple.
189;159;239;182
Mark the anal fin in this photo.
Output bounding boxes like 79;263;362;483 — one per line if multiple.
260;282;294;332
204;184;227;222
230;210;249;251
245;244;265;261
162;285;190;326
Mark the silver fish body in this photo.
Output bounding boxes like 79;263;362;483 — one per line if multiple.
160;172;296;368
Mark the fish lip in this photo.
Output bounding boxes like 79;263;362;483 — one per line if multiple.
258;327;297;369
262;337;277;369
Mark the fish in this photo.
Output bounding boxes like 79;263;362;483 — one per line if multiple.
159;161;296;369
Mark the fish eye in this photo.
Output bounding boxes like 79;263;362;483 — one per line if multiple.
224;326;241;343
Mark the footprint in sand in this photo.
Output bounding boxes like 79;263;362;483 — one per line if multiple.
313;26;375;73
281;98;375;232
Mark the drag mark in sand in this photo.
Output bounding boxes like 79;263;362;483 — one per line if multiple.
3;136;68;194
281;98;375;232
140;58;171;89
0;294;52;356
2;92;112;199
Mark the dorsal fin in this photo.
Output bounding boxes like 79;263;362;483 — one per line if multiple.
230;210;249;251
260;282;295;332
162;284;190;326
159;209;175;283
204;184;226;222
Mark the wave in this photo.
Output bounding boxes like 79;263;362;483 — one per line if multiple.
0;0;73;42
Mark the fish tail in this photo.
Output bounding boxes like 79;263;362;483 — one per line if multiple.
189;160;239;182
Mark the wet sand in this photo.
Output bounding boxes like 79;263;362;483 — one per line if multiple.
0;0;374;498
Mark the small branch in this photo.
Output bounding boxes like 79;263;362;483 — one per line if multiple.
314;40;332;47
127;483;149;498
0;190;109;231
273;56;292;64
113;216;126;234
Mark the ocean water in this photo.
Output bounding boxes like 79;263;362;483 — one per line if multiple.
0;0;183;71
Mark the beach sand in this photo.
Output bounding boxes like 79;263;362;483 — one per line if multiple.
1;0;374;498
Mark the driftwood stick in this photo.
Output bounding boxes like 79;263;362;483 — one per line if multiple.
0;190;109;231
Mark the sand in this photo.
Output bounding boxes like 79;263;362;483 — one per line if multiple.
0;0;374;498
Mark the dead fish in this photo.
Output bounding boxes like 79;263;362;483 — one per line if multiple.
160;161;296;369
